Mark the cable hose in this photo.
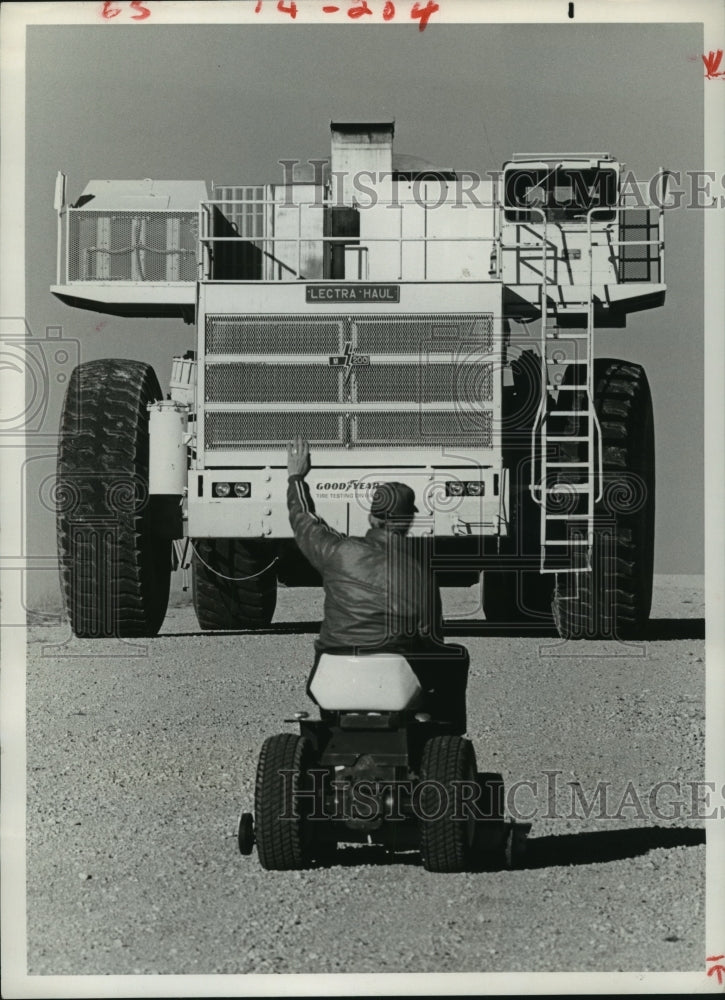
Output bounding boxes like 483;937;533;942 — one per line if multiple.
189;540;278;582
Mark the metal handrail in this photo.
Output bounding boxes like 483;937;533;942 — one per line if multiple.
199;235;496;243
198;195;495;281
55;195;664;290
197;234;496;281
64;205;69;285
586;207;608;503
495;206;550;506
202;196;492;207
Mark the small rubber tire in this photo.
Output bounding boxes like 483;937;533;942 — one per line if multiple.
56;359;171;637
192;538;277;630
254;734;315;871
551;359;655;638
419;735;478;873
237;811;255;856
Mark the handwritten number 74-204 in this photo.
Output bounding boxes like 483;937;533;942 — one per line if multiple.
255;0;440;30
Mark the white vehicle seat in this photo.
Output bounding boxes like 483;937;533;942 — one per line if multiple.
309;653;423;711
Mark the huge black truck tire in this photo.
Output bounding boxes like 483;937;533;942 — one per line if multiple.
56;359;171;637
483;350;554;624
551;359;655;639
192;539;277;630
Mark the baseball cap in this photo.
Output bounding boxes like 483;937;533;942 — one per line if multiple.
370;482;418;519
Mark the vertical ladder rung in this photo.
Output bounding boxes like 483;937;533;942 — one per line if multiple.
537;258;596;574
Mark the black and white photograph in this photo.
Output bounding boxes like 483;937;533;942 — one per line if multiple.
1;0;724;995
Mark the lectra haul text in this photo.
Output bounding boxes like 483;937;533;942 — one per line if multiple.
306;284;401;303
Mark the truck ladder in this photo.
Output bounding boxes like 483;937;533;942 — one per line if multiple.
529;213;603;575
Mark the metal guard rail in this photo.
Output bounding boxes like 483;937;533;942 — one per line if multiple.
198;197;497;282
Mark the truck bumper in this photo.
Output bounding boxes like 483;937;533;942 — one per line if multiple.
186;466;507;538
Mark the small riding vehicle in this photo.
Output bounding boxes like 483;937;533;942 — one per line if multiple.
237;652;526;872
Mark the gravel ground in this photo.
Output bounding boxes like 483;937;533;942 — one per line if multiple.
24;574;706;977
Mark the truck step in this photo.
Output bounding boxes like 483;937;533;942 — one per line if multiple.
546;331;589;338
546;568;592;576
547;461;589;467
545;514;590;520
546;435;588;441
545;484;592;493
544;539;590;546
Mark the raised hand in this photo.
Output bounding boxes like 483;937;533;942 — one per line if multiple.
287;435;311;478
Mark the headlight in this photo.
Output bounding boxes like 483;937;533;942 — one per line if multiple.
213;481;252;498
445;480;484;497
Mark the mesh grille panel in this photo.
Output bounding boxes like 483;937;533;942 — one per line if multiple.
618;209;660;283
205;411;342;449
355;411;493;447
355;315;493;353
205;364;341;403
206;316;343;354
68;211;197;282
354;363;493;403
204;410;493;450
203;312;497;451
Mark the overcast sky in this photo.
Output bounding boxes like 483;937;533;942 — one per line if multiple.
24;19;705;592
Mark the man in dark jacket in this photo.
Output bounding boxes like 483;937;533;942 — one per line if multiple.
287;435;469;732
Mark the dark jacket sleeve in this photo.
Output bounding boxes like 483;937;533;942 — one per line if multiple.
287;475;344;572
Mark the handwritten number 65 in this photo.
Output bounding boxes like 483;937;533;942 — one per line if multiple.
102;1;151;20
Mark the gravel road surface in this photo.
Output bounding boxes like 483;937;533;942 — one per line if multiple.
25;575;706;976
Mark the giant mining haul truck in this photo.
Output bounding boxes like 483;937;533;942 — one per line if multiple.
53;120;663;640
